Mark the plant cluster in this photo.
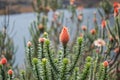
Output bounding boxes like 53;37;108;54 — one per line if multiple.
0;0;120;80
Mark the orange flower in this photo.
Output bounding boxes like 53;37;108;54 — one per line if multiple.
101;20;106;28
114;8;119;17
90;29;96;35
103;61;109;67
1;57;7;65
59;26;70;45
113;2;120;17
113;2;120;8
8;69;13;75
81;25;87;31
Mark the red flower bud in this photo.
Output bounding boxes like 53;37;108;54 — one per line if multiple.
38;38;46;43
81;26;87;31
101;20;106;28
38;24;44;30
90;29;96;35
103;61;109;67
27;41;32;47
8;69;13;75
113;2;119;8
59;26;70;45
1;58;7;65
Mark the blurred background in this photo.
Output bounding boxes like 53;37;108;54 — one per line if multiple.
0;0;120;15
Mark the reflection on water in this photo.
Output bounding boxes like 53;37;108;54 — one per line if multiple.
0;8;102;66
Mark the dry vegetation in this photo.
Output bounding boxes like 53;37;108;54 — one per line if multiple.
0;0;120;15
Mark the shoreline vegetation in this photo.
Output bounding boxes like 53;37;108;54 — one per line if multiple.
0;0;119;15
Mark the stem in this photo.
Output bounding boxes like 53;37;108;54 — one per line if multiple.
98;64;103;80
74;70;78;80
43;62;48;80
102;29;105;39
41;43;44;59
93;55;99;80
35;64;41;80
46;44;59;73
63;45;67;58
89;64;93;80
116;18;120;44
1;66;5;80
45;0;48;7
22;73;25;80
51;69;55;80
116;62;119;80
10;75;12;80
61;64;67;80
106;21;118;44
69;43;81;73
109;51;120;67
80;64;90;80
28;47;32;67
103;67;107;80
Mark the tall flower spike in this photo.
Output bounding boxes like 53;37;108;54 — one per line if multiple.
59;26;70;45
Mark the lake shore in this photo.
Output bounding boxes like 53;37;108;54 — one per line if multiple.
0;6;34;15
0;0;120;15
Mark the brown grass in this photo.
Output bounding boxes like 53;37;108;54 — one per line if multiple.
0;5;33;15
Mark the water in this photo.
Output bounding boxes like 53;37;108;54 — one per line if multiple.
0;8;101;66
0;13;36;66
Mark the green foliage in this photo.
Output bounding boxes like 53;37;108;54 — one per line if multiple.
1;0;120;80
99;0;113;15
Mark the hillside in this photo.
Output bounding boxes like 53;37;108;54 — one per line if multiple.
0;0;120;15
